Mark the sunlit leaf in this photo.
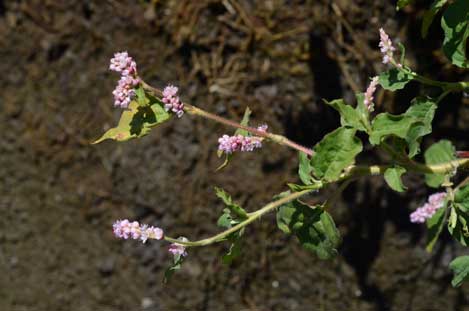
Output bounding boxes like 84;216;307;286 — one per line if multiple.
378;68;413;91
93;96;170;144
311;127;362;182
424;140;456;188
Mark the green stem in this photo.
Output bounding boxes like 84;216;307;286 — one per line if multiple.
164;187;318;247
397;65;469;92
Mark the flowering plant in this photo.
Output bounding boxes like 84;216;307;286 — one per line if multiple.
95;0;469;286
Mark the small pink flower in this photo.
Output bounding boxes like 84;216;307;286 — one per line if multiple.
217;133;263;154
162;84;184;118
364;76;379;111
112;75;140;108
110;51;140;109
379;28;398;66
410;192;446;223
169;237;188;257
113;219;164;243
110;51;137;76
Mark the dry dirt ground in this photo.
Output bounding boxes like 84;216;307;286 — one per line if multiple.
1;1;469;310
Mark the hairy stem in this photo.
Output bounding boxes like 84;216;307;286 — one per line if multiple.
141;81;314;156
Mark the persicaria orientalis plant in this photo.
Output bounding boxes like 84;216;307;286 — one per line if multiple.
94;1;469;286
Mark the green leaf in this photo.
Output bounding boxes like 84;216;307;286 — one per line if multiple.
369;97;436;157
426;206;446;252
296;210;341;260
424;140;456;188
135;86;150;107
449;256;469;287
214;187;248;220
222;237;242;264
441;0;469;68
276;196;341;259
298;152;313;185
397;42;406;66
397;0;414;10
455;185;469;213
355;93;371;127
217;212;233;228
311;127;362;182
378;68;414;91
325;99;367;132
163;254;185;284
422;0;448;38
216;107;252;170
448;201;469;246
384;166;407;192
93;97;171;144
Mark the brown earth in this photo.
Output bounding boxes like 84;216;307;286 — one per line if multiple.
1;1;469;310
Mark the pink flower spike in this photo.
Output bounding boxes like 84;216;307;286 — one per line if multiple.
169;237;188;257
110;51;137;76
162;84;184;118
163;85;178;98
112;75;140;108
364;76;379;112
113;219;164;243
409;192;446;224
379;28;397;65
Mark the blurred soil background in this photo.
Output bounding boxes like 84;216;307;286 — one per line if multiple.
1;0;469;310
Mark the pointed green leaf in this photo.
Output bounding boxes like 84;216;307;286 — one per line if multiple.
370;97;436;157
93;97;170;144
455;185;469;213
384;166;407;192
441;0;469;68
422;0;448;38
378;68;414;91
426;206;446;252
276;194;340;259
298;152;313;185
311;127;362;182
163;254;185;284
214;187;248;220
448;200;469;246
449;256;469;287
325;99;366;132
222;238;242;264
424;140;456;188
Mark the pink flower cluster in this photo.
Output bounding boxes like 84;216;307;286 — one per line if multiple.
162;85;184;118
113;219;164;243
379;28;397;65
110;51;140;109
168;237;188;257
218;125;267;154
364;76;379;111
410;192;446;223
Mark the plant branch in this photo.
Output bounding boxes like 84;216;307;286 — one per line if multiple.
164;187;319;247
164;158;469;247
141;81;314;156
